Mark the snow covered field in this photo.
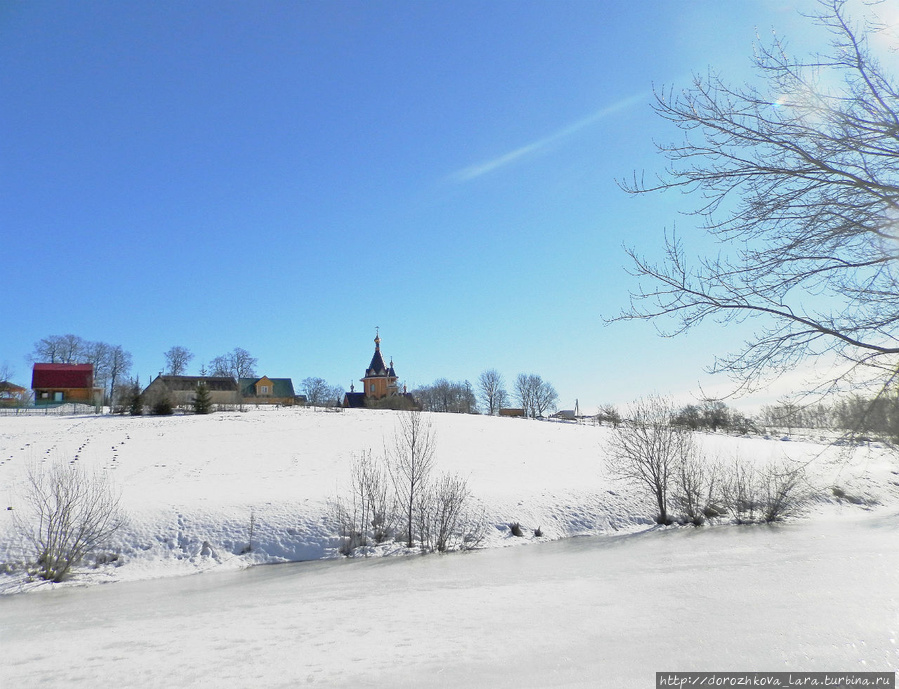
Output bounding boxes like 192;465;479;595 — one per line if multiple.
1;407;898;685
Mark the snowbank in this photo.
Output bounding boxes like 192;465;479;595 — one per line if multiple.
1;407;895;593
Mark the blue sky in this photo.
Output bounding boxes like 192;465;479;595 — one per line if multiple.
0;0;859;411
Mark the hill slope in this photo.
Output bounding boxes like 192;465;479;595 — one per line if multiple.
1;407;895;591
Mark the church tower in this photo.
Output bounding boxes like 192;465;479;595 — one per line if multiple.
361;331;399;400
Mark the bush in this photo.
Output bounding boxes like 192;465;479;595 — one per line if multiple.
15;462;125;582
672;445;718;526
760;462;806;522
720;458;806;524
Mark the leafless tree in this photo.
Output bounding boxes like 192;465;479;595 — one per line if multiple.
478;369;508;415
106;345;132;410
164;346;194;376
30;334;85;364
514;373;559;418
613;0;899;399
605;396;691;525
388;411;437;548
302;377;337;407
15;462;126;582
414;379;478;413
210;347;257;380
0;361;14;383
596;403;622;427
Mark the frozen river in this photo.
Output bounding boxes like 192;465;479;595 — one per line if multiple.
3;515;898;688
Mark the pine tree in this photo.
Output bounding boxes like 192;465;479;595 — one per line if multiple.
193;383;213;414
128;378;143;416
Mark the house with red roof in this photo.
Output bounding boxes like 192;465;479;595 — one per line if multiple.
32;363;101;405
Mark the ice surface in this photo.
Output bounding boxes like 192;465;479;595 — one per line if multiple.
0;407;897;685
2;514;897;687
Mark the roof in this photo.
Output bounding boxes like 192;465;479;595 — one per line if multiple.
366;348;389;377
32;363;94;389
238;377;295;398
0;381;27;394
150;376;238;392
343;392;367;408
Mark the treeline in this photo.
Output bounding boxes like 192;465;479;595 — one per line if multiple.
760;396;899;440
413;370;559;418
596;394;898;444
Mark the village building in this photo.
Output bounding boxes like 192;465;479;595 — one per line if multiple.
142;375;239;408
31;363;102;405
0;381;29;407
238;376;298;406
343;332;415;409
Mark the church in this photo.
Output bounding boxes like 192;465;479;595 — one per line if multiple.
342;332;415;409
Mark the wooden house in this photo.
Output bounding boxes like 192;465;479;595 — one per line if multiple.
142;375;239;408
0;381;29;407
238;376;296;405
32;363;101;405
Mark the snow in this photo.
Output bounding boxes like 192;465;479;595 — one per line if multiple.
1;407;897;685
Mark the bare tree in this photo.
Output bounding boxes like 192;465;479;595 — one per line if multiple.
414;379;478;413
30;334;85;364
614;0;899;398
514;374;536;418
605;396;691;525
15;462;126;582
514;373;558;418
302;377;335;407
596;403;622;427
478;369;508;415
0;360;14;383
164;346;194;376
388;411;437;548
209;355;230;378
106;345;132;410
210;347;257;380
533;378;559;418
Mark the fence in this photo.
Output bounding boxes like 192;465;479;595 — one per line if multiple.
0;402;101;416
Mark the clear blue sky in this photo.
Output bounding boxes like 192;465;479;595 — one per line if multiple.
0;0;861;411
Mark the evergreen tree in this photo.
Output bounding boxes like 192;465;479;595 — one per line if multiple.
151;395;173;416
128;378;143;416
193;383;213;414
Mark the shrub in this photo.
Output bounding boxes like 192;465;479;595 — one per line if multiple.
760;462;806;522
15;462;125;582
720;458;806;523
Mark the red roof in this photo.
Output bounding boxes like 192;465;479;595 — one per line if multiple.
32;363;94;389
